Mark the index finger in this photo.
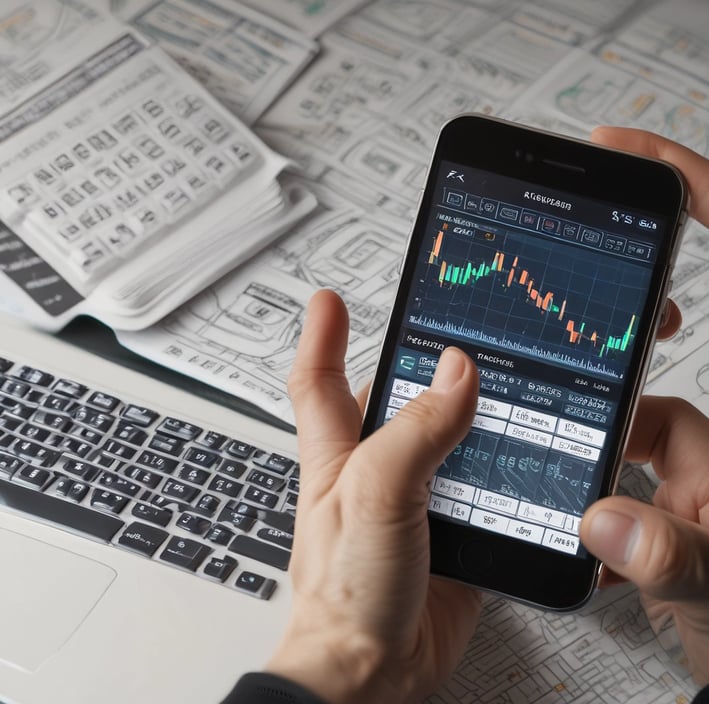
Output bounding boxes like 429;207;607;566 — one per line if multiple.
625;395;709;517
591;126;709;226
288;290;362;489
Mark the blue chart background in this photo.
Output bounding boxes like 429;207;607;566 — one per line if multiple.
409;225;652;379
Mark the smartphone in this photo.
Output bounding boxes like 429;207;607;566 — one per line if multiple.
360;114;688;611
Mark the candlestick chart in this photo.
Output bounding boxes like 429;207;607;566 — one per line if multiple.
409;225;652;378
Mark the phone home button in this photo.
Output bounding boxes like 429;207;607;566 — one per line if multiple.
457;540;493;576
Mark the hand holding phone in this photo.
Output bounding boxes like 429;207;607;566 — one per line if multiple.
361;114;687;611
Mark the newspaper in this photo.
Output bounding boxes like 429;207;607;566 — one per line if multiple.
118;2;709;701
114;0;319;124
0;0;316;331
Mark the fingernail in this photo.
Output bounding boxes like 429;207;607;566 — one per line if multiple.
430;348;466;393
586;510;641;564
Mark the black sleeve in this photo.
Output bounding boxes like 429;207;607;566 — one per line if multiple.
222;675;709;704
693;684;709;704
221;672;329;704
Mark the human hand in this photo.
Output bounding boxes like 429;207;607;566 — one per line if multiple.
581;127;709;686
580;397;709;685
590;125;707;341
266;289;481;704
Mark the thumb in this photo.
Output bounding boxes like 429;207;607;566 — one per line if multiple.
353;347;479;502
581;495;709;602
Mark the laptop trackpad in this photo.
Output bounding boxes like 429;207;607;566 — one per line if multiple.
0;528;116;672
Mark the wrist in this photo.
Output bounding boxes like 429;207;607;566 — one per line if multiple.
266;619;412;704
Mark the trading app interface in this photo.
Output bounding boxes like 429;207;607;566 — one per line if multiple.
376;160;665;556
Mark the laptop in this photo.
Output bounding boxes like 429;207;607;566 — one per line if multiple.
0;311;298;704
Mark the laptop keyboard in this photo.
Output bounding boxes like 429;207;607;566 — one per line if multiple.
0;356;298;600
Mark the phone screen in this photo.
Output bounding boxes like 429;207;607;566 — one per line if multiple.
368;157;669;560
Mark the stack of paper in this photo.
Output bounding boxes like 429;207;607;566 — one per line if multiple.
0;0;317;331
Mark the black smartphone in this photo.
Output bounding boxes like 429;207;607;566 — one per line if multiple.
360;114;688;611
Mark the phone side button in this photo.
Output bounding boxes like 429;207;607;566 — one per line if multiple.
457;540;493;576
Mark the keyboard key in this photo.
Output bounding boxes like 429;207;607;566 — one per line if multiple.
257;527;293;550
226;440;254;459
157;417;202;441
41;394;77;413
0;416;22;433
13;366;54;386
53;476;73;497
148;433;184;456
86;391;120;412
228;534;290;571
63;458;100;481
217;458;247;479
246;469;286;493
183;447;219;468
193;493;220;517
253;453;295;475
176;464;209;485
234;571;276;600
197;431;227;450
12;465;53;490
18;423;51;443
91;450;121;469
135;450;178;474
118;522;169;557
176;512;211;535
151;494;190;513
1;379;31;398
73;406;114;432
0;451;24;479
0;398;33;419
121;405;159;427
98;472;141;497
159;536;211;571
54;477;89;502
75;428;104;446
205;524;234;545
68;481;90;502
114;422;148;446
12;439;60;466
60;437;94;458
0;480;124;541
203;555;237;582
162;479;199;502
52;379;89;398
91;489;129;514
118;521;169;557
228;501;294;534
244;485;278;508
125;465;162;489
131;502;172;527
218;510;255;532
208;476;242;498
31;410;72;432
0;358;13;373
100;439;138;459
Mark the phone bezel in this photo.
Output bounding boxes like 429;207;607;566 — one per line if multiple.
360;114;687;611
